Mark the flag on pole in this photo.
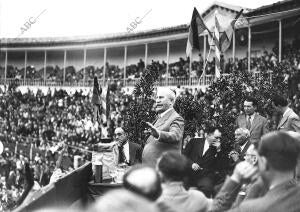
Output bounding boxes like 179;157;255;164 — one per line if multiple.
214;11;221;79
103;82;111;124
91;77;111;124
92;77;102;124
186;7;209;57
220;9;243;52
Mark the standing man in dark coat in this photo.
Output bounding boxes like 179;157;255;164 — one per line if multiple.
142;88;184;167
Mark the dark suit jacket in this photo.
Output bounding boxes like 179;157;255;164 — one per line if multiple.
142;108;184;167
183;138;221;177
128;141;141;165
235;113;269;144
277;107;300;132
211;178;300;212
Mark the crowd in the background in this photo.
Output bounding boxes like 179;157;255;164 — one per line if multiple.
1;79;300;209
0;85;134;209
0;39;299;84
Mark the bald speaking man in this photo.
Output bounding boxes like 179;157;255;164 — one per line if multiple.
142;87;184;167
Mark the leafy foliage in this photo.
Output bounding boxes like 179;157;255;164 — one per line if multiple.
174;66;288;156
123;60;288;155
123;65;160;145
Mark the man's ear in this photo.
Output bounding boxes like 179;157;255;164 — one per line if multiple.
260;156;268;171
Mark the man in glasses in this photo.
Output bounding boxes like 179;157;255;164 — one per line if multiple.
183;127;223;197
114;127;141;166
211;131;300;212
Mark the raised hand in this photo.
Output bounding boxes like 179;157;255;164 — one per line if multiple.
192;163;202;171
231;161;258;184
145;122;159;138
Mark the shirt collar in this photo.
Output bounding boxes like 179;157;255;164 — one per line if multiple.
269;178;297;191
247;112;256;119
159;107;173;118
282;107;290;118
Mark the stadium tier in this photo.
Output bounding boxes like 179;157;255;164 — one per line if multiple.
0;0;299;88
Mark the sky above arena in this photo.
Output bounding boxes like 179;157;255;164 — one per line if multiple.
0;0;282;38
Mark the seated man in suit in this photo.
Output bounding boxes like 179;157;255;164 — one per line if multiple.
229;128;251;164
272;95;300;132
183;127;222;197
114;127;141;166
142;87;184;167
211;131;300;212
235;96;269;145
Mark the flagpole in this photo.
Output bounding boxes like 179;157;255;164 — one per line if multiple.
198;45;211;86
189;49;192;86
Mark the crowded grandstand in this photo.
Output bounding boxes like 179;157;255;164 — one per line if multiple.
0;0;300;211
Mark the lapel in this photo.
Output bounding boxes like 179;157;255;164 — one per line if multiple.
194;138;205;159
201;140;215;159
154;108;174;128
152;115;160;125
203;146;215;159
250;113;259;133
277;108;292;129
240;114;248;128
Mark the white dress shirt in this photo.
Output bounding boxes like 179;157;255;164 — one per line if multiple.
123;142;130;162
202;139;210;156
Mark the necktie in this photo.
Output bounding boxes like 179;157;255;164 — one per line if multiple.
118;146;127;164
246;116;251;130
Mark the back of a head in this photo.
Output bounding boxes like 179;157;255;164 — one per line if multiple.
244;96;258;107
272;95;288;107
157;151;189;182
123;165;162;201
90;189;158;212
259;131;300;171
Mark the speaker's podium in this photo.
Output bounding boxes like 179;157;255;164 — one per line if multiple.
14;139;129;211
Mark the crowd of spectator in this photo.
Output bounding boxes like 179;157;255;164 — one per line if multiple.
0;39;299;85
1;81;300;210
0;85;136;210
